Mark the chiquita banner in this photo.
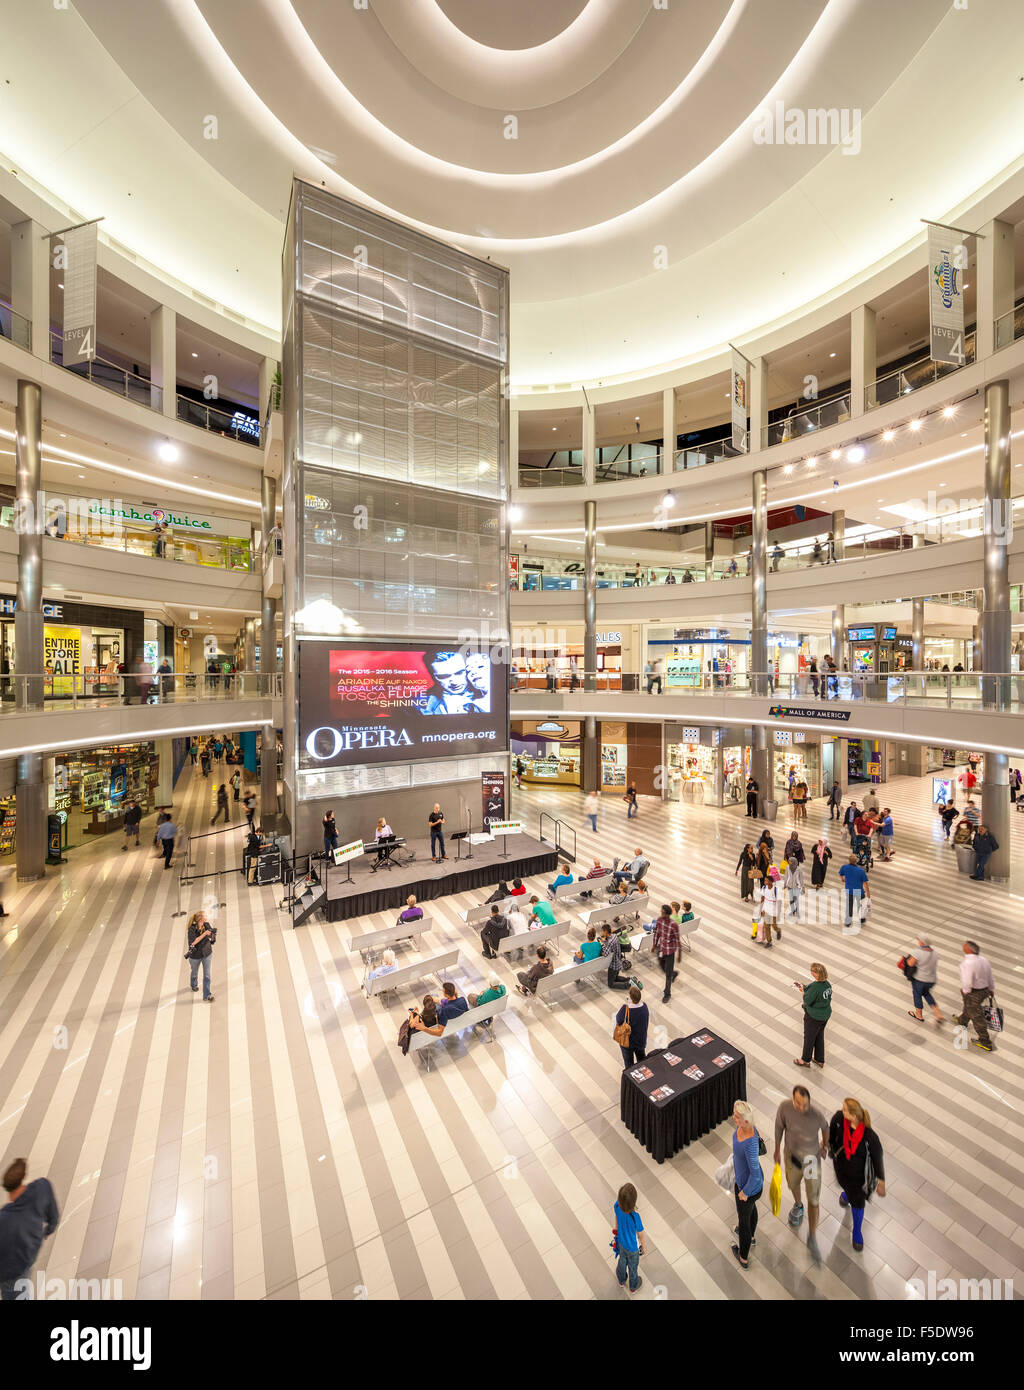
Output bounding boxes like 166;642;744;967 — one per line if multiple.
731;349;749;451
927;225;966;367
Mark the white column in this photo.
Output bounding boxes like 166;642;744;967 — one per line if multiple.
662;386;675;474
11;219;50;362
509;404;519;489
748;356;768;454
258;355;277;423
582;401;595;485
850;304;876;417
150;304;177;418
976;218;1014;358
154;738;175;807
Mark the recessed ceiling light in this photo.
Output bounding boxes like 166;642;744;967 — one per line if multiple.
830;449;841;460
909;419;922;431
939;482;947;488
882;429;895;442
508;505;523;524
661;491;676;508
58;283;64;290
829;352;836;359
806;456;817;467
191;352;198;358
158;442;179;462
847;446;866;463
552;426;557;431
783;464;793;475
942;406;956;418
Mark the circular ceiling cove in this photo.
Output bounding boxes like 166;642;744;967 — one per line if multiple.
433;0;590;50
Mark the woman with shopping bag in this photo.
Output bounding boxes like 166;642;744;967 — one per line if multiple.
828;1098;886;1252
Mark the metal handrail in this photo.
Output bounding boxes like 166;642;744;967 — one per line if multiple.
0;299;32;352
49;331;161;409
0;671;282;711
0;513;254;573
176;394;261;447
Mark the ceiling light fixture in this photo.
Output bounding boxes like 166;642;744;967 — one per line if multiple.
882;429;895;442
158;442;179;463
846;446;866;463
942;405;956;418
909;419;922;431
829;352;836;359
661;491;676;508
508;505;523;524
830;449;841;460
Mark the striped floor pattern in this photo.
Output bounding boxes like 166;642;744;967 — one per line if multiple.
0;760;1022;1301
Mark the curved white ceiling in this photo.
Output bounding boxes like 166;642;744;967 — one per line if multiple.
4;0;1024;387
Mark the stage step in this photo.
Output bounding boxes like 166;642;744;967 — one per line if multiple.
292;882;326;928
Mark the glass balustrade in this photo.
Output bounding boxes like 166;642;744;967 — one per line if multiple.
0;509;253;573
761;394;852;449
0;671;281;712
0;300;32;351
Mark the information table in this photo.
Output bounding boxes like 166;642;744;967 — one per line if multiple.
620;1028;746;1164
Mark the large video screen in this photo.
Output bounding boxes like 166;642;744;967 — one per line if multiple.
298;640;509;770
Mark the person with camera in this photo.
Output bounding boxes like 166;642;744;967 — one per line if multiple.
185;910;217;1001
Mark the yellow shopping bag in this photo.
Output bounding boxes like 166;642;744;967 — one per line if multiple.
769;1162;782;1217
751;918;759;940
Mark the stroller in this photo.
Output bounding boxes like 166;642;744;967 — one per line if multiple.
851;833;873;871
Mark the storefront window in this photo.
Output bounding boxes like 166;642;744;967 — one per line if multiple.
511;722;581;785
601;722;628;788
773;737;821;798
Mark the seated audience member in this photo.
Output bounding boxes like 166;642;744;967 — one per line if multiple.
509;877;527;897
610;877;646;907
529;895;557;926
671;900;695;925
480;905;510;959
408;995;443;1037
435;981;469;1024
548;862;574;897
611;849;649;892
578;859;609;899
574;926;602;963
506;902;531;959
486;880;511;904
396;894;423;925
601;924;631;990
367;949;397;981
474;975;506;1010
516;946;554;996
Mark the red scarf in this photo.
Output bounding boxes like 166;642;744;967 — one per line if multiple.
843;1117;864;1159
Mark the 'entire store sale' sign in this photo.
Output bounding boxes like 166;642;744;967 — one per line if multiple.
44;625;82;696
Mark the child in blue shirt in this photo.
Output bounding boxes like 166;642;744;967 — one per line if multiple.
613;1183;646;1293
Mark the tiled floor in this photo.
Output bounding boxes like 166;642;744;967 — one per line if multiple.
1;759;1022;1300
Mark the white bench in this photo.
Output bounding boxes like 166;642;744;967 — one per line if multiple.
532;952;607;1006
349;918;431;962
462;896;516;926
408;992;510;1069
495;918;571;960
636;914;702;953
579;896;649;931
363;947;460;1000
550;878;590;903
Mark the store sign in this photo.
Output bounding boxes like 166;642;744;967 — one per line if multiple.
304;494;330;511
54;792;72;813
84;502;249;537
682;727;700;741
596;631;622;645
882;626;897;641
231;410;261;440
0;597;63;618
848;626;877;642
769;704;851;723
730;348;749;452
62;222;98;365
534;721;569;736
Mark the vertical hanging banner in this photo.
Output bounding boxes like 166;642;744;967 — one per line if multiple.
62;223;99;365
927;225;966;366
730;349;749;452
481;770;506;832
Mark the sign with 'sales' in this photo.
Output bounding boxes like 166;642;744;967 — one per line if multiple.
62;223;98;365
927;224;966;366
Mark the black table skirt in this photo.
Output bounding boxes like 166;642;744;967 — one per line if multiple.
620;1039;747;1164
323;847;559;920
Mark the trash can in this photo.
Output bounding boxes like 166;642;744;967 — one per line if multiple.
762;799;779;822
955;845;976;876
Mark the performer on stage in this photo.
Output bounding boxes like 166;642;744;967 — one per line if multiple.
429;803;448;862
374;816;395;864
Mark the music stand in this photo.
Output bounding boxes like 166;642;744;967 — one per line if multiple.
451;829;470;862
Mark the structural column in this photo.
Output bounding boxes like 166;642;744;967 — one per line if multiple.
704;521;715;581
580;497;600;791
11;219;50;362
832;605;846;671
831;509;845;563
980;379;1011;879
259;473;279;826
15;381;45;881
911;597;924;672
662;387;675;474
975;219;1014;358
150;304;177;419
850;303;877;417
582;400;595;486
750;471;768;694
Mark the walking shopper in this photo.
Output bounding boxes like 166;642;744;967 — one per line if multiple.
156;814;177;869
122;798;142;850
757;866;782;947
938;800;959;841
783;855;804;919
745;775;759;817
612;1183;646;1293
810;838;832;890
651;905;680;1003
954;940;996;1051
774;1086;829;1264
904;935;944;1025
828;1099;885;1251
971;824;999;881
624;782;638;819
614;985;649;1068
230;768;242;801
200;747;211;778
584;789;599;833
0;1158;60;1300
730;1100;763;1269
185;909;216;1002
188;739;198;766
735;844;756;903
828;782;842;820
211;783;230;825
793;963;832;1069
843;801;858;842
838;855;869;926
876;808;895;860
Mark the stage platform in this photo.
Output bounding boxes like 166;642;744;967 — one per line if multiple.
322;832;559;921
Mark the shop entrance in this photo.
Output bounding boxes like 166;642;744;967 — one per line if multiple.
847;738;883;785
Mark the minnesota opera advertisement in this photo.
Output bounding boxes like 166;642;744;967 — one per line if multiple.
298;641;509;770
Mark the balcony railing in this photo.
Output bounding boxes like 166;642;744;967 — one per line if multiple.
0;670;281;712
177;395;261;446
865;338;976;412
673;438;743;471
0;511;253;572
762;393;852;450
995;304;1024;350
0;300;32;352
510;668;1023;712
50;332;161;410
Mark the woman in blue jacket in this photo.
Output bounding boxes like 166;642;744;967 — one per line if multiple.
731;1100;764;1269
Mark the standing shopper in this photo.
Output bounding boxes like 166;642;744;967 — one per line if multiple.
793;963;832;1069
185;910;216;1001
122;799;142;851
810;838;832;891
624;782;638;819
322;809;339;858
614;985;649;1069
745;775;759;818
612;1183;646;1293
877;808;895;861
828;781;842;820
954;941;996;1051
651;905;680;1003
428;803;447;861
730;1100;763;1269
230;768;242;801
774;1086;829;1263
757;866;782;947
735;844;756;903
828;1099;885;1252
156;815;177;869
783;855;805;919
971;824;999;881
0;1159;60;1300
904;936;944;1025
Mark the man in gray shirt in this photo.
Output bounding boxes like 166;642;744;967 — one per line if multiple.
773;1085;829;1263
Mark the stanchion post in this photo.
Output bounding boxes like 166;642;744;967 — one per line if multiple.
171;872;186;919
